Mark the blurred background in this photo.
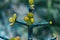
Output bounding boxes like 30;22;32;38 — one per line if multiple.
0;0;60;40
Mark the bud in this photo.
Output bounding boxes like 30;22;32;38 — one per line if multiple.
28;12;34;18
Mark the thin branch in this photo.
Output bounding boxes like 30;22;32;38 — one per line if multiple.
15;21;27;26
49;36;57;40
31;22;50;27
0;36;9;40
